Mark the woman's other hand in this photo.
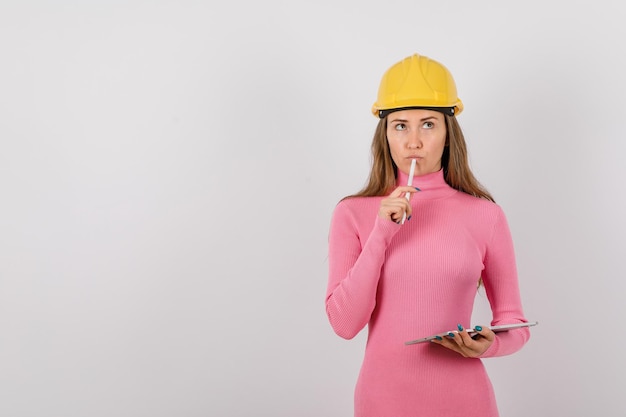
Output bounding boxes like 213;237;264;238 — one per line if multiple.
431;324;495;358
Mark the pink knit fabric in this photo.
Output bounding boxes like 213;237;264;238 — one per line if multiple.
326;169;530;417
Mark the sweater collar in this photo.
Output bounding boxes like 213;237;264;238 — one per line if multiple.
396;168;457;200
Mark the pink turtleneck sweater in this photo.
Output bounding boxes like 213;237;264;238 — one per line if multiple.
326;169;530;417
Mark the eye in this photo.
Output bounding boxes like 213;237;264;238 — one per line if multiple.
393;123;407;131
422;121;435;129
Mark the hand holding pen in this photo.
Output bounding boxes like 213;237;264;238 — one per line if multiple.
378;159;419;224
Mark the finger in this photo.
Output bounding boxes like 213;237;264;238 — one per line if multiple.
430;333;455;347
457;325;494;357
461;337;493;358
472;325;495;342
445;327;472;350
445;331;461;346
456;325;487;352
431;333;478;357
456;324;475;345
388;186;420;199
380;204;404;222
458;330;477;347
446;332;477;358
447;324;466;345
399;200;412;222
380;199;412;222
394;209;411;223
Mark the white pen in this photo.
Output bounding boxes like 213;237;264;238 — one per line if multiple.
400;159;417;224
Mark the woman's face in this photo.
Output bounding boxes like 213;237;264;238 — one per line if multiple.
386;109;447;176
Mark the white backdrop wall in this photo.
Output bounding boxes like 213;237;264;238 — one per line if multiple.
1;1;625;416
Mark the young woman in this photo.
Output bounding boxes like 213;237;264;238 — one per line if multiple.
325;53;531;417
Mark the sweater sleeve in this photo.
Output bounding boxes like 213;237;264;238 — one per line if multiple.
479;207;531;358
325;200;400;339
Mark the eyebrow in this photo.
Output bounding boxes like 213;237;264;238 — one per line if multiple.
389;116;438;123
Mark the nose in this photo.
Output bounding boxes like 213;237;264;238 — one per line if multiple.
406;130;422;149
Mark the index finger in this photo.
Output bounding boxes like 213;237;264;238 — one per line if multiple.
388;186;421;198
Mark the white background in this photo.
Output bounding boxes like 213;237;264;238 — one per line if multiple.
1;1;625;416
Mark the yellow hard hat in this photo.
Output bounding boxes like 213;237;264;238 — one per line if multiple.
371;53;463;118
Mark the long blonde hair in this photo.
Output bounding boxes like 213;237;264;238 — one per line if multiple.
346;114;494;202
